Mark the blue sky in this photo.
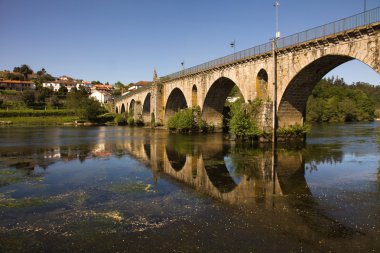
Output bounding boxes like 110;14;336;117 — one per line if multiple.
0;0;379;85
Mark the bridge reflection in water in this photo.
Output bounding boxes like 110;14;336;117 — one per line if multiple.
117;133;359;240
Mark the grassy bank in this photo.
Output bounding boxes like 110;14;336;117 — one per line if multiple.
0;109;76;117
0;116;80;126
0;109;79;126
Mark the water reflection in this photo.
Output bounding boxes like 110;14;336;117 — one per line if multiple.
0;125;379;252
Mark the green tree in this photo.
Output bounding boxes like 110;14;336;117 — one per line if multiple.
57;86;68;98
17;64;34;80
66;92;106;121
228;102;260;139
21;90;35;106
306;77;375;122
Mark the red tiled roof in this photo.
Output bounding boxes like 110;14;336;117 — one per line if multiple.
134;81;152;86
93;84;113;90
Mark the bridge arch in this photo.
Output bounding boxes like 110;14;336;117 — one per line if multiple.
192;85;198;107
256;69;269;99
165;88;188;121
120;104;126;114
278;53;380;127
202;77;244;127
165;146;186;172
129;99;135;116
142;93;151;124
115;106;119;114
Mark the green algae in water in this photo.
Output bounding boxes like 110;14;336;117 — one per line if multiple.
105;182;157;193
0;197;48;208
0;168;25;187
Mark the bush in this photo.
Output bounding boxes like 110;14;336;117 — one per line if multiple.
66;92;106;122
167;109;196;133
375;109;380;119
277;123;310;140
97;113;116;124
127;116;134;126
228;102;261;139
135;118;144;126
114;115;127;125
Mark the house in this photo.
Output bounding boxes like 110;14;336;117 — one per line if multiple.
43;80;90;92
0;80;35;91
91;84;113;92
90;90;112;104
127;81;152;92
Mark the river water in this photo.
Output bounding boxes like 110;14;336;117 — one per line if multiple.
0;123;379;252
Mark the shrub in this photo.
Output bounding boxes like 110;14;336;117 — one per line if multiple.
375;109;380;119
97;113;116;124
114;115;126;125
167;109;196;133
277;123;310;140
127;116;135;126
228;102;261;139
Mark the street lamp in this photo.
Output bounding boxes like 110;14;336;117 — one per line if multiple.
230;40;236;61
274;0;280;38
181;61;185;76
272;0;280;144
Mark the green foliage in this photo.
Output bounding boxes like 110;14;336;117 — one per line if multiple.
97;113;116;124
114;81;125;90
14;64;33;80
114;114;126;125
127;116;134;126
167;109;195;133
66;91;106;122
0;90;19;95
228;102;261;139
167;107;213;133
228;100;263;139
0;109;76;117
21;90;35;106
306;77;375;122
277;124;310;139
375;109;380;119
57;86;68;98
49;94;61;108
0;116;79;125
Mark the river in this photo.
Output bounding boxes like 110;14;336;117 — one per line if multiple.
0;123;379;253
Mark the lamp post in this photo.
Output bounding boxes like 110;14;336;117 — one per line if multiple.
181;61;185;76
230;40;236;61
273;0;280;144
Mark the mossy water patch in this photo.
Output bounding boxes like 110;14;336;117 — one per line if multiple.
0;168;25;187
0;197;48;208
105;182;157;194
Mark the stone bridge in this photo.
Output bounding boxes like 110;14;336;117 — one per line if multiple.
115;8;380;129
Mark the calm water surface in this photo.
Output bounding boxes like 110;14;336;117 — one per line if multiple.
0;123;379;253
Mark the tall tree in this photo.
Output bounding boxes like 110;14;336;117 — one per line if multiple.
15;64;34;80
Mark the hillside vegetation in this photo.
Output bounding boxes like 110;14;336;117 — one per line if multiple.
306;77;378;123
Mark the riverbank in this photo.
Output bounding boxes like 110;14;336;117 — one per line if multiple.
0;116;80;126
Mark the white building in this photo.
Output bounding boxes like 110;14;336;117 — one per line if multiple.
90;90;112;104
43;81;90;92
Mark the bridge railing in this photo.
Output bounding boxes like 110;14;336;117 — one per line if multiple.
161;7;380;81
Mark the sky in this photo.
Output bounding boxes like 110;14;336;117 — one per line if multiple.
0;0;380;85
